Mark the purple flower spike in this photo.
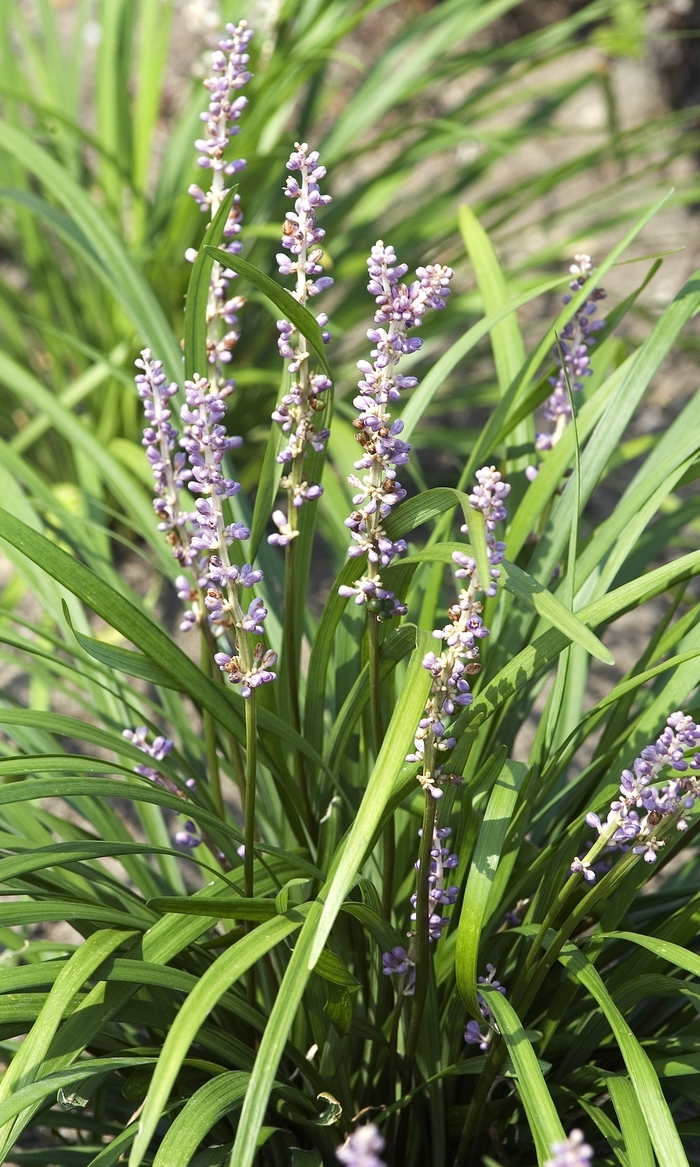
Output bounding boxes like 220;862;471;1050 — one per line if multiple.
336;1124;386;1167
571;711;700;882
269;142;333;542
340;241;454;622
529;254;606;475
409;466;509;794
187;21;254;387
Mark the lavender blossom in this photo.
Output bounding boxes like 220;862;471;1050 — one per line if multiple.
527;254;606;480
123;727;201;848
269;143;333;547
186;21;254;385
407;466;510;798
340;242;453;618
381;825;458;995
336;1124;386;1167
181;373;276;696
544;1130;593;1167
570;711;700;883
464;964;507;1052
135;351;196;566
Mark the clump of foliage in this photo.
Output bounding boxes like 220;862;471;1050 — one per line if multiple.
1;3;700;1167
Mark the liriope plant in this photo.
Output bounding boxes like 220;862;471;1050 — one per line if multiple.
1;14;700;1167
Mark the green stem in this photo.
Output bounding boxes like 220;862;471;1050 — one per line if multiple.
244;692;257;901
368;613;395;920
283;538;310;816
244;691;258;1006
453;1041;506;1167
200;629;223;819
402;790;438;1089
368;612;383;753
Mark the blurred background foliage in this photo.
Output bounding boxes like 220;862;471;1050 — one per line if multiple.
1;0;699;590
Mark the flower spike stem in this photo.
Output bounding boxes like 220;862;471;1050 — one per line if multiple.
402;788;438;1083
394;787;438;1158
244;690;258;1004
201;632;224;819
283;540;310;815
367;612;395;920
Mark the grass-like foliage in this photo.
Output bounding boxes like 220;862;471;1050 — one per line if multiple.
1;2;700;1166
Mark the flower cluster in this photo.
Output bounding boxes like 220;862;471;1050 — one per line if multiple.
464;964;507;1052
135;354;275;697
123;727;201;848
527;254;606;478
570;711;700;883
336;1124;386;1167
186;21;254;383
339;242;453;617
381;825;459;994
407;466;510;797
269;143;333;548
135;352;198;566
545;1130;593;1167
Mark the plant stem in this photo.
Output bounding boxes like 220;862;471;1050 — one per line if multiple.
244;692;257;901
368;612;395;920
402;790;438;1088
200;629;223;819
283;538;310;816
368;611;383;753
453;1041;506;1167
244;690;258;1006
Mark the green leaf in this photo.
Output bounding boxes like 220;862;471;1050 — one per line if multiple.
203;247;331;377
460;505;492;604
0;121;181;380
557;941;688;1167
390;541;613;663
0;930;132;1157
459;204;525;396
324;983;353;1037
0;351;164;563
152;1072;250;1167
184;187;237;381
130;910;309;1167
291;1151;322;1167
0;512;330;783
479;987;565;1163
456;760;528;1017
229;637;433;1167
68;625;179;690
606;1076;657;1167
147;897;278;921
398;275;567;441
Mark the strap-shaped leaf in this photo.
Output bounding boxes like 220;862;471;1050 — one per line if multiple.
184;187;236;381
152;1071;251;1166
557;940;688;1167
130;909;310;1166
480;987;565;1163
607;1077;655;1167
229;635;433;1167
147;896;278;921
0;511;331;782
204;246;331;376
0;930;132;1158
387;542;613;663
456;759;528;1017
0;120;181;380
